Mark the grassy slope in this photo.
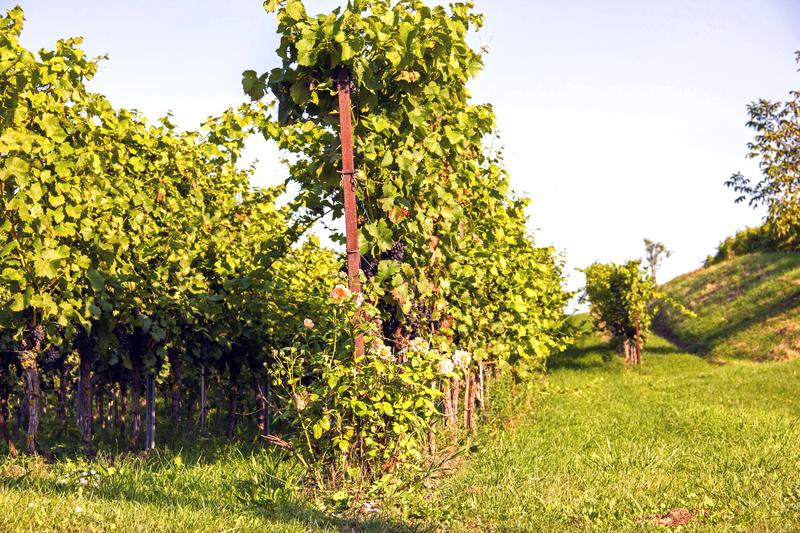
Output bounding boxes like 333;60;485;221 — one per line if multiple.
403;324;800;531
655;252;800;361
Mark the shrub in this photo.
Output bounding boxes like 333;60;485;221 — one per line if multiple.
582;261;691;364
705;224;795;266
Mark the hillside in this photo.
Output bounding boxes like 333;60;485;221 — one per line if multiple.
654;252;800;361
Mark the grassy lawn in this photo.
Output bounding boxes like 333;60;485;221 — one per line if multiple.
400;323;800;531
3;321;800;531
0;435;404;532
1;447;335;532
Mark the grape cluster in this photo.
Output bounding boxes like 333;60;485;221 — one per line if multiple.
25;325;45;348
382;240;406;262
403;302;434;339
415;303;432;322
381;307;401;341
361;241;405;280
32;326;45;344
113;325;132;352
360;256;378;278
40;346;63;367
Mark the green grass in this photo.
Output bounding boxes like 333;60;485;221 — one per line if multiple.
393;321;800;531
3;318;800;531
655;252;800;361
0;439;407;532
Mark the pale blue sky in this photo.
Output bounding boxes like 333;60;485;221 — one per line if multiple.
9;0;800;296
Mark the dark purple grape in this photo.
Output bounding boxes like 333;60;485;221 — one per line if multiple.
382;241;406;262
27;326;45;346
381;310;400;340
35;344;65;374
42;346;62;366
360;256;378;278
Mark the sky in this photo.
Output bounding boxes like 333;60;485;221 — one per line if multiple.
8;0;800;301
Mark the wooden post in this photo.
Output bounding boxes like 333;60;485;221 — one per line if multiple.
634;313;642;365
58;365;68;437
97;383;105;430
168;349;182;425
442;381;451;426
336;67;365;359
0;404;16;457
118;383;127;437
450;377;460;429
265;378;271;436
227;372;238;438
22;362;39;455
145;373;155;450
128;360;142;451
478;363;487;420
79;352;94;452
199;365;207;431
463;370;471;429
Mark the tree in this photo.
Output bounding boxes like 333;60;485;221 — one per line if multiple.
725;51;800;244
643;239;672;283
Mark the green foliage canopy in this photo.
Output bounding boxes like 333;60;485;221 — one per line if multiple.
243;0;571;376
726;51;800;242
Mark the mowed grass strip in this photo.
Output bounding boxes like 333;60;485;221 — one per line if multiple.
0;446;330;532
0;444;408;532
404;327;800;531
2;325;800;532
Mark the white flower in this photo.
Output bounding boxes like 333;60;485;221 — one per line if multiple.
74;506;83;514
303;318;314;330
408;337;429;353
80;478;88;485
375;344;394;361
89;469;96;475
354;292;365;308
437;357;455;375
453;349;471;369
294;392;310;412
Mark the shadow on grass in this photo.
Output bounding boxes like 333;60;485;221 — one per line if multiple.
0;463;418;533
1;392;438;531
547;341;614;372
2;424;422;531
644;345;687;356
548;326;689;373
655;253;800;359
32;419;292;466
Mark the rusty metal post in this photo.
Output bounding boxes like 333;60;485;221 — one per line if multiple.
337;67;365;359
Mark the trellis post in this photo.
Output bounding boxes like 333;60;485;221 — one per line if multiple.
337;67;365;359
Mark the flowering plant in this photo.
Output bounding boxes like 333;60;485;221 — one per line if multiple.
54;462;114;496
267;284;444;486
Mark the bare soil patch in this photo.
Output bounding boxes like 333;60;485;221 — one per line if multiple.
640;508;707;528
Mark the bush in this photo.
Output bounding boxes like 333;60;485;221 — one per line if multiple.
705;224;796;266
582;261;690;363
